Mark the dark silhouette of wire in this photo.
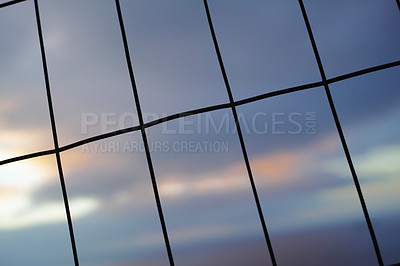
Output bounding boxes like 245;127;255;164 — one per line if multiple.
115;0;175;265
59;125;141;152
0;149;55;166
236;81;322;106
34;0;79;265
143;102;232;129
326;61;400;84
0;0;27;8
203;0;277;265
1;60;398;166
1;1;399;265
298;1;384;265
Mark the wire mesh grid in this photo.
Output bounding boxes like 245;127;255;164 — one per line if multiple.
0;0;399;265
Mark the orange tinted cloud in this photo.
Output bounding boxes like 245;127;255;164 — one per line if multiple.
157;151;305;198
250;152;302;183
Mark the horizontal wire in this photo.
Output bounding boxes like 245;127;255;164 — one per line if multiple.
0;0;28;8
143;102;232;128
326;60;400;84
59;125;141;152
236;60;400;107
0;60;398;166
235;80;323;106
0;149;55;165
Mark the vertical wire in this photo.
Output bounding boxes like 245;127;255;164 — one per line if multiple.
297;1;384;265
114;1;175;265
34;0;80;265
203;1;277;265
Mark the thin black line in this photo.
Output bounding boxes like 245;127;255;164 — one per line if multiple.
203;1;277;265
0;0;27;8
53;59;400;153
0;149;55;166
298;1;384;265
34;0;79;265
1;59;398;166
0;3;396;265
61;103;231;152
1;103;231;166
144;102;232;128
236;81;323;107
326;61;400;84
115;1;174;265
59;125;141;152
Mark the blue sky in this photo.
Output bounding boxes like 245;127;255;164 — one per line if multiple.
0;0;400;265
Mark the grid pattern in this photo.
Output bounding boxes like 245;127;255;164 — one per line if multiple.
0;0;399;265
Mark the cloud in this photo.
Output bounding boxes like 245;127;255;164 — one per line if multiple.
318;176;400;217
154;133;350;202
0;129;53;161
0;197;98;230
354;144;400;178
0;153;100;230
156;150;306;200
277;143;400;230
0;155;54;190
250;152;302;183
324;144;400;180
99;219;257;252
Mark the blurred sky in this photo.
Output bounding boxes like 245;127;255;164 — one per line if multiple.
0;0;399;265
